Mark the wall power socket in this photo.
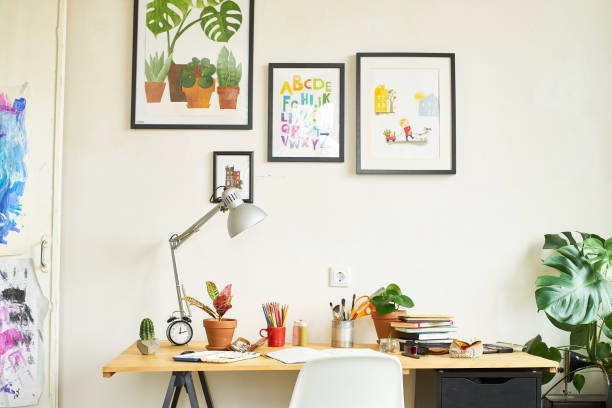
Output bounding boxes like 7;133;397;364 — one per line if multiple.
329;266;351;287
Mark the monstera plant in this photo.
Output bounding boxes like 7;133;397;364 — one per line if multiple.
145;0;244;56
526;231;612;393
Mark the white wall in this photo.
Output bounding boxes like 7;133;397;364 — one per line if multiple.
60;1;612;407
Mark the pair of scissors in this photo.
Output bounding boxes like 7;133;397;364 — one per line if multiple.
350;295;373;320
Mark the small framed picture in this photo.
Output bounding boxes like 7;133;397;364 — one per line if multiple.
356;53;456;174
212;151;253;203
267;63;345;162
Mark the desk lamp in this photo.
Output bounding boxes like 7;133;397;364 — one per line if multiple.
165;187;266;345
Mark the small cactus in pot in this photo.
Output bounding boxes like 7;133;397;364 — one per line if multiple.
136;317;160;355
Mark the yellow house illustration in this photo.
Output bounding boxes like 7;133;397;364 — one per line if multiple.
374;85;396;113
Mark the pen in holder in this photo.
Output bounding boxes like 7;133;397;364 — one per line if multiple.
261;302;288;347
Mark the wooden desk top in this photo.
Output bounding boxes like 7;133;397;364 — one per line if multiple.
102;341;558;378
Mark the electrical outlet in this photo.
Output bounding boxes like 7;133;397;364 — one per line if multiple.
329;266;351;287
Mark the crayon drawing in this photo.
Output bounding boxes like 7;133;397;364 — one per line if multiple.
0;93;27;245
0;259;48;407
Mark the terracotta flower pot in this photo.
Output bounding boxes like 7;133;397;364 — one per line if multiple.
217;86;240;109
371;311;406;340
182;79;216;108
167;63;187;102
203;318;237;350
144;81;166;103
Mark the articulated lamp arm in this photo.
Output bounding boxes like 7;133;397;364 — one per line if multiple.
169;202;225;320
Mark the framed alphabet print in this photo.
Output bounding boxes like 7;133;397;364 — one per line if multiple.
212;151;253;203
130;0;254;129
267;63;344;162
356;53;456;174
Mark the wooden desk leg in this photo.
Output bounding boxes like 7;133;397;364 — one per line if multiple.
197;372;214;408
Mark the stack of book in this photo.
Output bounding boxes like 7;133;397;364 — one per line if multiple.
391;314;455;355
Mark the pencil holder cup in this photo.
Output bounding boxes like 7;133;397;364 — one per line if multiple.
260;327;286;347
331;320;354;348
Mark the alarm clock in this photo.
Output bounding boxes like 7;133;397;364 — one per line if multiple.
166;317;193;346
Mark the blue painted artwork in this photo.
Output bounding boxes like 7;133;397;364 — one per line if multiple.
0;93;27;245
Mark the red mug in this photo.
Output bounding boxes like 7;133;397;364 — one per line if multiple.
260;327;286;347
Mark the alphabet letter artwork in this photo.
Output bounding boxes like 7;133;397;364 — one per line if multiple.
0;259;49;407
268;65;344;162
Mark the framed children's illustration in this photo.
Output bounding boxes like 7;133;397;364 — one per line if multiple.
356;53;456;174
130;0;254;129
212;151;253;203
267;63;345;162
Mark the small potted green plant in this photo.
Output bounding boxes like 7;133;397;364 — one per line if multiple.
184;281;236;350
525;231;612;399
136;317;160;355
370;283;415;339
144;51;173;103
180;57;216;108
216;46;242;109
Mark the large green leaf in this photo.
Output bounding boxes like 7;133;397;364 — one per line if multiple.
146;0;193;36
524;335;562;384
199;0;242;43
536;245;612;325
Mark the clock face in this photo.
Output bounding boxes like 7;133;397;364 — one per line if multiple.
166;319;193;345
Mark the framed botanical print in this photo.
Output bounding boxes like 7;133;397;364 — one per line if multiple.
267;63;345;162
212;151;253;203
356;53;456;174
130;0;254;129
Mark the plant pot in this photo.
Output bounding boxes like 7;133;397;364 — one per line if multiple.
136;339;160;355
167;63;187;102
203;318;237;350
217;86;240;109
182;79;216;109
144;81;166;103
371;311;406;340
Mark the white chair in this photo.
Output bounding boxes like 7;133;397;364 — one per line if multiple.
288;353;405;408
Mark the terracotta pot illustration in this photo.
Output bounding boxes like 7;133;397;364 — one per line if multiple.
217;86;240;109
144;82;166;103
182;79;216;109
167;63;187;102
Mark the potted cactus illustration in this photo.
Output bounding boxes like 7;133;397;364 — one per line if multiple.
136;317;160;355
180;57;217;108
144;51;173;103
216;46;242;109
145;0;244;101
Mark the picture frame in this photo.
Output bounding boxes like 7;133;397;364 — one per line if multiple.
130;0;254;129
356;53;456;174
212;151;254;203
267;63;345;162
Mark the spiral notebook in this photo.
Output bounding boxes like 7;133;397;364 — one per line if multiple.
173;350;260;363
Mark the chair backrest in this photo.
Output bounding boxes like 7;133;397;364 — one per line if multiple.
288;353;405;408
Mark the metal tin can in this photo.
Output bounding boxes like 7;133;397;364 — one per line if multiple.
292;320;308;346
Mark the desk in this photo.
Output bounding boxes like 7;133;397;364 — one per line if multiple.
102;341;558;407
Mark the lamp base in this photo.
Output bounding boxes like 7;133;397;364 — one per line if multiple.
543;394;605;408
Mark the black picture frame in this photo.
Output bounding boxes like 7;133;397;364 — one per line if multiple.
130;0;254;129
356;53;456;174
267;63;345;162
212;151;254;203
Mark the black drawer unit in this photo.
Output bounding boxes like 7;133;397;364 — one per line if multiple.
543;394;605;408
416;369;542;408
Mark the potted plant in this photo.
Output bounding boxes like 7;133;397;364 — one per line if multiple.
144;51;173;103
184;281;236;350
525;231;612;399
216;46;241;109
180;57;216;108
136;317;160;355
370;283;415;339
145;0;244;101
